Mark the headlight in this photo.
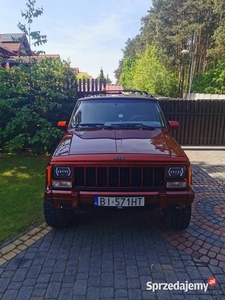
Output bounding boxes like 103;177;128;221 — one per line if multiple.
53;166;72;178
167;166;186;179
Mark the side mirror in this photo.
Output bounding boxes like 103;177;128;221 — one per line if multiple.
168;121;179;130
57;121;67;130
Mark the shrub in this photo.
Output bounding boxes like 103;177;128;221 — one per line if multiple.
0;58;77;153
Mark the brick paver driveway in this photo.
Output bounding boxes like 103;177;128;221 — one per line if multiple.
0;149;224;300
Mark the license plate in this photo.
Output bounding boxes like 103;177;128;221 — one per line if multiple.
94;197;145;207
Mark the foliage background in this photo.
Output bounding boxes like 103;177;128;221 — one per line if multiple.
0;58;77;154
2;0;225;153
115;0;225;97
0;0;77;154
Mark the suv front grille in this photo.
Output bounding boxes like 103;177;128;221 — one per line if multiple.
74;167;164;188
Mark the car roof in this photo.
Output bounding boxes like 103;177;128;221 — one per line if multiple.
78;90;158;101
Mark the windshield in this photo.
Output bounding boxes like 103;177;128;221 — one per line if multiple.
69;98;165;128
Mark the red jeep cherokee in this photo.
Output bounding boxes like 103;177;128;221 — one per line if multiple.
44;90;194;229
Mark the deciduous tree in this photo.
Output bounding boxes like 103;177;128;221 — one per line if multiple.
18;0;47;53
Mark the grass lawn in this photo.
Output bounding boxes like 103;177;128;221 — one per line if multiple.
0;155;50;245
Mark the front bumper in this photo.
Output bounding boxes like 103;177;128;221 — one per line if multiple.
45;186;195;210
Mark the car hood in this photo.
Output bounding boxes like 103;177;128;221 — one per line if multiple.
53;129;185;158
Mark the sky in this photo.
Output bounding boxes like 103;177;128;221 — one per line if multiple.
0;0;152;82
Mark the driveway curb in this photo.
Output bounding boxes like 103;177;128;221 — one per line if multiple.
0;223;51;266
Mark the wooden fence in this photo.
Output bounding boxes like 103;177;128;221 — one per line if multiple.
76;80;225;146
77;79;106;97
76;79;123;97
159;99;225;146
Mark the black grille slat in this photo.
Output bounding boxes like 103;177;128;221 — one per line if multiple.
120;167;130;187
74;166;164;188
97;167;107;187
75;167;84;186
154;167;164;186
143;167;153;187
86;167;96;186
109;167;118;187
132;167;142;187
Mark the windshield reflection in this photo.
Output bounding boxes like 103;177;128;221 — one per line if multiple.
70;99;165;129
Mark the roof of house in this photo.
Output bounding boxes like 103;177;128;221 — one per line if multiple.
0;33;32;56
0;43;15;56
106;84;123;90
1;43;21;53
71;67;80;74
0;33;24;42
38;54;60;60
8;54;60;64
0;33;60;65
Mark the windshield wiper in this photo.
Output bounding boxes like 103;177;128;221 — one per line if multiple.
109;123;156;129
74;123;157;130
75;123;104;128
74;123;114;129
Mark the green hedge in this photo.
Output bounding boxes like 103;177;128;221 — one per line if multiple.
0;58;77;153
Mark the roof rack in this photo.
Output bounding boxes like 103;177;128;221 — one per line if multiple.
79;89;154;98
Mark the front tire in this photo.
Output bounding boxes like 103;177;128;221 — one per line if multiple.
43;200;74;228
163;205;192;229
